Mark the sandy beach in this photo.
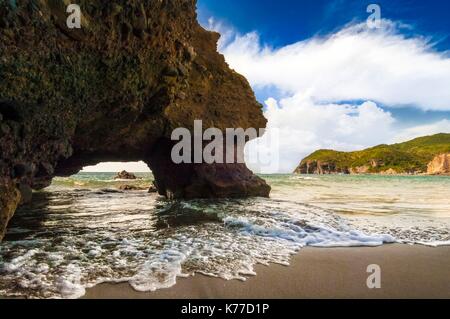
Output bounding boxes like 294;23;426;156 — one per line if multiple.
84;244;450;299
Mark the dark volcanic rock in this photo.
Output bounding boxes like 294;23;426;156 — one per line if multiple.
115;171;137;180
147;140;270;199
0;180;21;241
148;185;158;193
0;0;270;240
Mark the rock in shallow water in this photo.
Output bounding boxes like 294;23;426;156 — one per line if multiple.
115;171;137;180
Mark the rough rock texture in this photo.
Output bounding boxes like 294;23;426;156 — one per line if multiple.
0;180;21;241
148;140;270;199
296;159;403;176
296;161;399;175
295;160;349;175
115;170;137;180
0;0;270;240
427;154;450;175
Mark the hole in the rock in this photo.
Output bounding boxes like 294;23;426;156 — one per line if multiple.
43;160;153;188
5;161;224;243
54;161;154;191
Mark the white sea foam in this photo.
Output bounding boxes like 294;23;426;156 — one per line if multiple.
416;240;450;247
130;249;188;292
56;265;86;299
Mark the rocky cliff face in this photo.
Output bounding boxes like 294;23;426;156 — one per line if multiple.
295;159;403;175
0;0;270;240
427;154;450;175
295;159;405;175
295;160;349;175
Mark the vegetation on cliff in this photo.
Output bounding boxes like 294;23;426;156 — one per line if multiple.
295;133;450;174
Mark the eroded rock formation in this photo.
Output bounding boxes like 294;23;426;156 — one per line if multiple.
115;170;137;180
295;160;350;175
427;154;450;175
0;180;21;240
0;0;270;240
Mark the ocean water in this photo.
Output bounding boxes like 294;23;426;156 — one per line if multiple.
0;172;449;298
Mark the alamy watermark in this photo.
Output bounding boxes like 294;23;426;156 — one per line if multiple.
66;4;82;29
366;264;381;289
56;3;383;31
367;4;382;29
171;120;280;171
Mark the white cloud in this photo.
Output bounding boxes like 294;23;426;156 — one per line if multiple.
210;19;450;111
82;161;151;173
207;19;450;173
245;96;396;173
392;119;450;143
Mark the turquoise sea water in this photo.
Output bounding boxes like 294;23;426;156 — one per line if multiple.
0;173;449;298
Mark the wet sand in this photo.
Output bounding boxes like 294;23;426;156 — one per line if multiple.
84;244;450;299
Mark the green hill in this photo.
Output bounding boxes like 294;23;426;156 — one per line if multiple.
295;133;450;174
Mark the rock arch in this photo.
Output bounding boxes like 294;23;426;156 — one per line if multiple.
0;0;270;240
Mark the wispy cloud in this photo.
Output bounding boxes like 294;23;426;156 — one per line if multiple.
210;19;450;111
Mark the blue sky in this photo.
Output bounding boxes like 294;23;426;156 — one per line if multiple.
198;0;450;50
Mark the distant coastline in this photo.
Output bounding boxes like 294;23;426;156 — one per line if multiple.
294;133;450;176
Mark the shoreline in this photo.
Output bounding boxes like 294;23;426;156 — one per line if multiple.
293;172;450;177
84;244;450;299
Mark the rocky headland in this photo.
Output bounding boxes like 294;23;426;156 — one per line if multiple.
0;0;270;241
295;134;450;176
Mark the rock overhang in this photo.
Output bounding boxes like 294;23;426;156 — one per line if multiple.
0;0;270;241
